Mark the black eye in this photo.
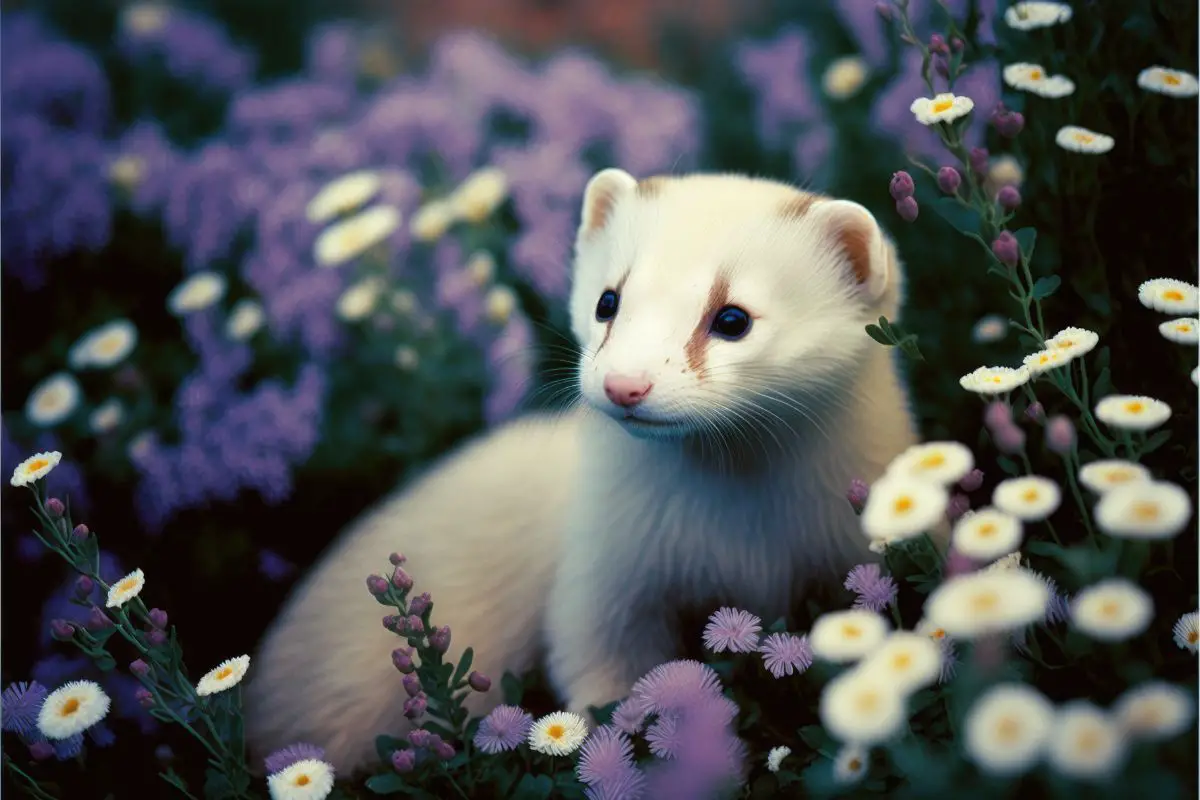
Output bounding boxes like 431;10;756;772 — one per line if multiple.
710;305;751;340
595;289;620;322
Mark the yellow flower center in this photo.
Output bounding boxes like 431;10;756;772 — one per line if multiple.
929;628;946;640
893;496;914;514
546;724;566;741
1105;470;1133;484
891;652;912;671
1100;600;1121;619
971;591;1000;613
995;716;1020;743
117;577;139;593
97;335;122;355
1165;74;1182;86
1188;630;1199;644
1175;323;1193;332
919;452;946;469
1056;338;1075;349
1021;488;1040;503
1029;69;1043;80
1131;502;1160;522
36;389;66;411
932;98;954;113
216;666;234;681
1163;289;1185;302
26;458;50;473
854;690;880;714
1073;132;1095;143
976;522;998;538
1124;401;1145;414
990;375;1004;383
847;757;863;772
294;774;311;787
61;697;80;717
1077;729;1103;754
842;624;863;639
1128;705;1162;730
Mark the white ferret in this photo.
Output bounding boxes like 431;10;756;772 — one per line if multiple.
245;169;919;773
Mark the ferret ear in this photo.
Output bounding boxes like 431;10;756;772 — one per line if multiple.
808;199;893;304
578;168;638;237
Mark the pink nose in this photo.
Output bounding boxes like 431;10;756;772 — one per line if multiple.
603;372;653;408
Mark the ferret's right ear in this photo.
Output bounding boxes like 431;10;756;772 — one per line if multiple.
807;199;894;305
578;168;637;237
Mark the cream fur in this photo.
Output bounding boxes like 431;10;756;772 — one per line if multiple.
245;172;919;775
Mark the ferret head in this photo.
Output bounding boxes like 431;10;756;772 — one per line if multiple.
569;169;903;442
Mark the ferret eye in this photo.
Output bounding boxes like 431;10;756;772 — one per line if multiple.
710;305;751;340
595;289;620;322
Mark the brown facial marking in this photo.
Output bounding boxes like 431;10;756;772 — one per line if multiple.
684;275;731;376
778;191;820;222
595;272;629;354
636;176;668;198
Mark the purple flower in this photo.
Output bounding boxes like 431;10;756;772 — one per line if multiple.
833;0;891;66
629;660;722;716
947;493;972;521
984;401;1014;431
584;767;647;800
428;626;451;653
1045;415;1076;454
258;550;296;582
702;607;763;654
403;693;427;719
610;698;647;735
937;166;962;195
959;469;985;493
53;733;84;759
467;672;491;692
408;593;431;618
1;682;47;737
895;196;919;223
305;22;360;86
29;741;55;761
116;7;254;93
734;28;818;147
646;712;684;758
473;705;533;754
1036;573;1071;625
88;722;116;748
889;171;915;201
577;725;636;785
998;185;1022;212
758;633;813;678
485;315;536;425
1;16;110;134
844;564;897;612
264;743;326;775
993;423;1027;454
846;478;870;514
391;748;416;773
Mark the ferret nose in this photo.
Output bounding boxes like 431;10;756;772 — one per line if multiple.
603;372;653;408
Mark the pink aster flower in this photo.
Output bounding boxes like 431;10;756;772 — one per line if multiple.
758;632;813;678
629;660;722;716
473;705;533;754
702;607;762;653
843;564;897;612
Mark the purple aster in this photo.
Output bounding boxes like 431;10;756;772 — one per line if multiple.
509;215;574;299
734;28;818;147
87;722;116;748
305;22;360;86
645;712;684;759
258;549;296;582
938;638;959;684
116;7;254;93
15;534;46;563
584;767;646;800
264;743;326;775
53;734;84;760
227;79;354;144
112;120;182;216
794;124;833;183
2;682;48;737
577;725;635;785
844;564;897;612
629;660;723;717
610;697;647;735
1036;573;1071;625
473;705;533;754
0;18;110;134
702;607;763;654
758;633;813;678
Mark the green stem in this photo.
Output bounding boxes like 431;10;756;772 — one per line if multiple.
1063;450;1097;540
3;756;59;800
441;766;471;800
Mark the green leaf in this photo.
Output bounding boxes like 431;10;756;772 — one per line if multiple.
865;324;893;346
365;773;412;795
797;725;838;759
500;671;524;706
1092;366;1114;399
996;456;1020;476
93;652;117;672
510;774;554;800
898;335;925;361
878;315;896;336
1026;541;1066;559
1030;275;1061;300
450;647;474;688
204;768;237;800
1013;227;1038;260
1140;430;1172;455
375;735;406;764
931;197;983;237
1093;346;1111;374
588;700;620;726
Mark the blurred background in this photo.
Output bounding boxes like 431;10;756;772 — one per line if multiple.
2;0;1196;796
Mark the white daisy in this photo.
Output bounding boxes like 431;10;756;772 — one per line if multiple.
226;299;265;341
952;508;1023;562
196;655;251;697
409;199;457;242
885;441;974;486
963;683;1054;776
1193;366;1199;386
1137;278;1199;314
105;569;145;609
822;55;868;100
305;170;382;224
167;271;227;315
335;278;384;322
1002;63;1075;98
984;551;1023;572
810;610;890;663
108;153;146;190
858;631;941;694
68;319;139;369
466;251;496;286
1158;317;1200;344
992;476;1061;521
972;314;1008;343
25;373;82;428
1047;702;1128;781
924;568;1050;638
1095;480;1192;539
1113;681;1195;742
1004;1;1073;30
986;156;1024;190
266;757;336;800
1094;394;1171;431
860;476;949;543
819;666;905;745
10;451;62;488
36;680;111;740
484;286;518;325
449;167;509;223
1046;326;1100;358
959;365;1031;395
1070;579;1153;642
1055;125;1115;154
1137;66;1200;98
1078;459;1152;494
910;93;975;126
89;399;125;434
833;744;868;784
314;205;401;268
1022;348;1068;375
766;745;790;773
1173;611;1199;652
121;2;170;35
527;711;589;755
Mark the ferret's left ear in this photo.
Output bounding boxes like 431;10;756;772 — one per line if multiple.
578;168;638;237
809;199;893;304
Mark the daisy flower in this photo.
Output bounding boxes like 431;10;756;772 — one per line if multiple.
1070;579;1153;642
822;55;868;100
10;451;62;487
809;609;889;663
2;682;49;737
226;299;265;341
1137;66;1200;97
758;633;813;678
36;680;111;740
305;170;382;224
409;199;457;242
972;314;1008;343
833;744;868;784
196;655;251;697
264;743;326;775
1158;317;1199;344
1094;394;1171;431
68;320;138;370
963;683;1054;776
860;476;949;542
314;205;401;267
844;564;897;612
89;399;125;434
1046;326;1100;358
1193;366;1199;386
984;551;1023;572
702;607;762;653
466;251;496;285
475;705;534;754
449;166;509;223
1022;348;1068;375
910;93;975;126
1095;480;1192;539
765;745;791;773
959;365;1031;395
924;568;1050;638
858;632;941;695
992;476;1061;521
105;569;145;609
1171;610;1198;652
1078;460;1151;494
25;373;82;427
528;711;589;756
485;286;518;325
952;508;1023;562
1138;278;1199;314
266;757;335;800
1055;125;1115;154
335;277;384;322
1047;702;1128;781
1004;1;1072;29
885;441;974;486
818;667;905;745
1002;63;1075;97
1113;682;1195;742
167;271;227;315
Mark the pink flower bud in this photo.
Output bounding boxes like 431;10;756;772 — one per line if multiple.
991;231;1020;267
429;626;452;653
1024;402;1045;423
943;548;976;578
46;498;66;517
51;619;76;641
392;647;415;674
933;55;949;79
29;741;56;761
946;493;972;521
1046;415;1076;454
434;741;455;761
87;606;113;631
984;401;1013;431
404;615;424;635
889;171;915;201
136;688;155;708
951;37;965;51
468;671;492;692
75;575;95;598
366;575;389;597
407;729;433;749
402;673;422;698
958;469;985;493
408;592;431;617
969;147;989;175
403;693;427;719
391;566;414;592
997;186;1021;211
993;422;1027;454
130;659;151;677
391;749;416;773
936;166;962;195
146;629;167;647
896;196;919;222
846;478;870;514
875;2;893;20
72;524;89;542
389;552;407;566
929;34;949;55
148;608;168;630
